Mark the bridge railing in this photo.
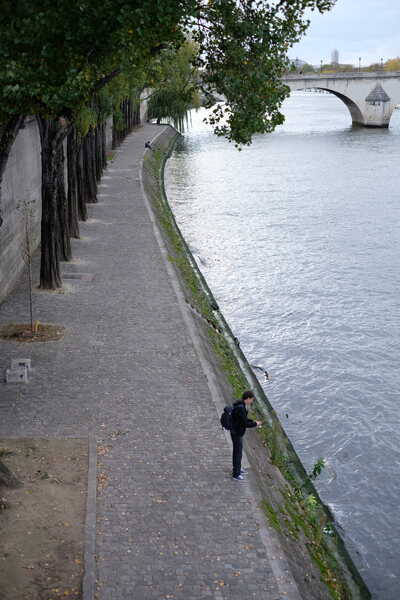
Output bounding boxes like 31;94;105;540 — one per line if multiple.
283;71;400;80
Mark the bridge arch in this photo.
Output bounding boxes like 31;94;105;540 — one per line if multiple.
303;87;364;125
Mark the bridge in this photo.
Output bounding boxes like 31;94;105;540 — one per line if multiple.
282;71;400;127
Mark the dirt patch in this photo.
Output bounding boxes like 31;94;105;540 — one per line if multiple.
0;323;65;342
0;438;88;600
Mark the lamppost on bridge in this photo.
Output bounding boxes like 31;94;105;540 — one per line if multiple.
381;57;384;71
320;59;323;73
358;56;361;72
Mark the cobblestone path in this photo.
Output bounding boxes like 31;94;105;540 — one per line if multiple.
0;125;300;599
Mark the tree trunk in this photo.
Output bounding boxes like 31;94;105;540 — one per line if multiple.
76;139;88;221
93;126;99;181
0;115;24;227
127;99;132;131
83;131;97;203
122;100;127;137
133;102;140;127
121;100;125;138
90;127;99;194
57;142;71;261
112;112;117;149
94;125;102;182
90;127;98;184
101;121;107;170
126;99;130;133
37;117;70;289
67;128;80;238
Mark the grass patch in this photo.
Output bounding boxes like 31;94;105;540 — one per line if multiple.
207;328;248;397
277;485;350;599
261;500;282;533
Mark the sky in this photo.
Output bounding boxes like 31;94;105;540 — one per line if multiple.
290;0;400;67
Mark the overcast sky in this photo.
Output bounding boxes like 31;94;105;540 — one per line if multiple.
290;0;400;66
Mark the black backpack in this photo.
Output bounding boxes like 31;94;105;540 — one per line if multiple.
220;405;234;430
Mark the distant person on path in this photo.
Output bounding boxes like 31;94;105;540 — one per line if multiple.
231;391;262;481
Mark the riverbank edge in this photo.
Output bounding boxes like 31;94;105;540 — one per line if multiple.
141;124;371;600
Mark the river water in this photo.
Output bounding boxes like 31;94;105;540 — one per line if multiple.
165;95;400;598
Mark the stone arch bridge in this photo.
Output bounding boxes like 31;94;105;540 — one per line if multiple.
282;71;400;127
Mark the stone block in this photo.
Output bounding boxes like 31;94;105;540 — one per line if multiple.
11;358;32;372
5;367;28;383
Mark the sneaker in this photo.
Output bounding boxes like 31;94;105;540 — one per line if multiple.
232;474;244;481
240;469;247;475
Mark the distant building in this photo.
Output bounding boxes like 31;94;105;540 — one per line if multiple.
331;49;339;65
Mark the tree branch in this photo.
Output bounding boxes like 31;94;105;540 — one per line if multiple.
90;42;170;96
91;68;122;94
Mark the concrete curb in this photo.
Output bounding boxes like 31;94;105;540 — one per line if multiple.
82;434;97;600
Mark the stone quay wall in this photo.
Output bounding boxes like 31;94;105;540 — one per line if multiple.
0;117;42;303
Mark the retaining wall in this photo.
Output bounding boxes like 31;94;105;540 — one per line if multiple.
0;117;42;303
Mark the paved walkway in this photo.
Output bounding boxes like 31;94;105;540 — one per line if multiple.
0;125;300;599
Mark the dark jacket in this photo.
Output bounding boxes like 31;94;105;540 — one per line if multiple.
231;401;257;436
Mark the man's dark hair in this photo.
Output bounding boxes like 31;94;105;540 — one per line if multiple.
242;390;254;400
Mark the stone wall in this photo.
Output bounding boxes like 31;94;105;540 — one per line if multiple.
0;117;42;304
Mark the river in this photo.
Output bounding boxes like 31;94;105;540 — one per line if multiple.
165;94;400;598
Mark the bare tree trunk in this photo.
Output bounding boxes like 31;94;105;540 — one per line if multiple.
127;99;132;131
90;128;98;185
83;131;97;203
133;101;140;127
67;128;80;238
112;112;118;149
76;139;88;221
57;142;71;261
25;219;34;331
37;117;70;289
94;125;102;182
101;121;107;170
125;99;129;134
